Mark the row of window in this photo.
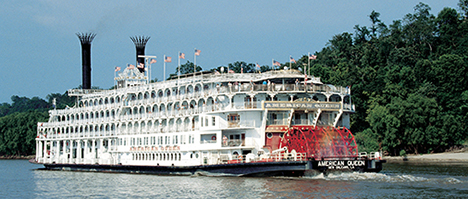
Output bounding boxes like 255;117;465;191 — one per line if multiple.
132;152;182;161
78;84;215;108
41;113;243;137
121;134;196;146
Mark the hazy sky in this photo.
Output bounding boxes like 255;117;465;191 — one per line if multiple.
0;0;459;103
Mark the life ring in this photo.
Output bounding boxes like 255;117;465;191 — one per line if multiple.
211;136;216;140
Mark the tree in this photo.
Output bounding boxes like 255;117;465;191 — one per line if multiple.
168;61;202;80
458;0;468;18
369;10;381;37
0;111;48;156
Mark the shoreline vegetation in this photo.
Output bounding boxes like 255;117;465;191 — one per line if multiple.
0;155;35;160
1;1;468;158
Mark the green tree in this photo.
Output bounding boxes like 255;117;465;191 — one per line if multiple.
0;111;48;156
168;61;202;80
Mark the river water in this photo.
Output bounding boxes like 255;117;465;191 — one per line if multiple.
2;160;467;198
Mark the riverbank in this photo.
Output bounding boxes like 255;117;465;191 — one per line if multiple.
0;155;35;160
385;148;468;163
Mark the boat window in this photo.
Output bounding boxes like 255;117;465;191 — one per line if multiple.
212;117;216;126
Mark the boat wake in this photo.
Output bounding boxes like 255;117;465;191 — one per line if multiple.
304;172;464;184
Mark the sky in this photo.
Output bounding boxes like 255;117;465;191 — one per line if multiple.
0;0;460;103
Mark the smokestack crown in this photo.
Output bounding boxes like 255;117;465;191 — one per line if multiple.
76;33;96;45
130;36;150;48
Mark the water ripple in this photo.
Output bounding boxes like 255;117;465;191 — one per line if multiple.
2;160;468;198
306;172;465;185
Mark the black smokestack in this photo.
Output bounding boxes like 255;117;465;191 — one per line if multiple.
130;36;150;73
76;32;96;90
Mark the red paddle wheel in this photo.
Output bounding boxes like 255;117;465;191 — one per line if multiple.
279;126;359;160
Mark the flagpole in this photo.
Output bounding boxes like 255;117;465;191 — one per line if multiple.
163;54;166;82
308;52;310;77
146;57;150;84
149;58;152;83
178;51;180;82
177;52;180;95
289;55;292;69
194;49;196;82
272;59;274;71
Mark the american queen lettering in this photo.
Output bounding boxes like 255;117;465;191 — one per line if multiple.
262;101;341;110
317;160;366;170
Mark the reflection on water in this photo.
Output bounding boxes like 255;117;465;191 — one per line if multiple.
1;160;468;198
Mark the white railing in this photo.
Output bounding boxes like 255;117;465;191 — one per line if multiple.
267;119;287;125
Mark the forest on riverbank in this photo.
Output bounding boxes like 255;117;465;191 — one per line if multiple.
305;2;468;155
1;2;467;157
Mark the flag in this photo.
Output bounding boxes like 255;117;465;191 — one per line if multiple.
165;56;172;63
115;66;121;72
214;70;220;75
195;49;201;56
256;63;261;68
127;64;135;69
309;54;317;60
138;63;144;68
228;69;235;73
179;52;185;59
150;59;157;64
290;56;296;63
273;60;281;66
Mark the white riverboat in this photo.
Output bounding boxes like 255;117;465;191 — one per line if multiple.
34;55;384;176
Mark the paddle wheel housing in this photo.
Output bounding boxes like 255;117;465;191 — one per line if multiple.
279;126;358;160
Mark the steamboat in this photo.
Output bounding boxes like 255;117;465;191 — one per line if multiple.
33;34;385;176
